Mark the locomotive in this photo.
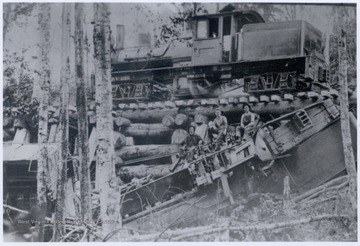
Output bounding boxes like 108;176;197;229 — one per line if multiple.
110;6;330;102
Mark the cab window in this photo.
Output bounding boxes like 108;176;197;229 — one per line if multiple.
197;17;219;39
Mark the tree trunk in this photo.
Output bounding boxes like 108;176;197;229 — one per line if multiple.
94;2;121;236
118;164;172;182
53;3;71;242
115;144;180;161
122;123;173;137
35;3;51;242
338;27;357;216
75;2;92;225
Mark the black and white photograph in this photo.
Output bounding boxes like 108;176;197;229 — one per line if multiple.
2;1;358;242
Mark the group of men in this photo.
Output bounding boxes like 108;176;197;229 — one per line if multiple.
171;104;258;171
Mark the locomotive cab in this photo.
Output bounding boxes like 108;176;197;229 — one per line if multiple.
192;10;264;65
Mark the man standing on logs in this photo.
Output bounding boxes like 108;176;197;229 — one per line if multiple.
170;125;203;172
209;110;228;151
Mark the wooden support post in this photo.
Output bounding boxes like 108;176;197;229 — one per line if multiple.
283;176;290;210
338;26;357;217
220;174;234;204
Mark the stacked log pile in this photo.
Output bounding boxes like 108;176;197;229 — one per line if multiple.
3;92;355;184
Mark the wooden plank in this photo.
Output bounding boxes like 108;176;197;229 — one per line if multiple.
249;96;259;103
284;94;294;101
260;95;270;103
271;95;282;102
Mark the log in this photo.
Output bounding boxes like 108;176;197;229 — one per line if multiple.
194;114;209;124
118;164;172;182
122;123;172;137
162;115;175;127
118;108;178;123
174;113;189;127
115;144;180;161
114;116;131;127
292;175;348;203
230;214;352;232
283;176;290;210
171;129;188;164
113;131;126;149
13;128;30;144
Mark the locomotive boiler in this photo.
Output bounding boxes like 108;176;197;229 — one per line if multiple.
110;8;330;102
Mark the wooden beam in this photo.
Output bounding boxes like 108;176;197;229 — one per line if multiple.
284;94;294;101
129;103;138;110
308;91;319;100
249;96;259;103
271;95;282;102
239;96;249;103
321;90;330;99
297;92;308;99
138;103;148;109
260;95;270;103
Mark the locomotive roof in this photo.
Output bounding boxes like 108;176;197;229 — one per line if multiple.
192;10;265;23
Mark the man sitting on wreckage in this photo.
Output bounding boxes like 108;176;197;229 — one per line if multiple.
170;125;204;172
